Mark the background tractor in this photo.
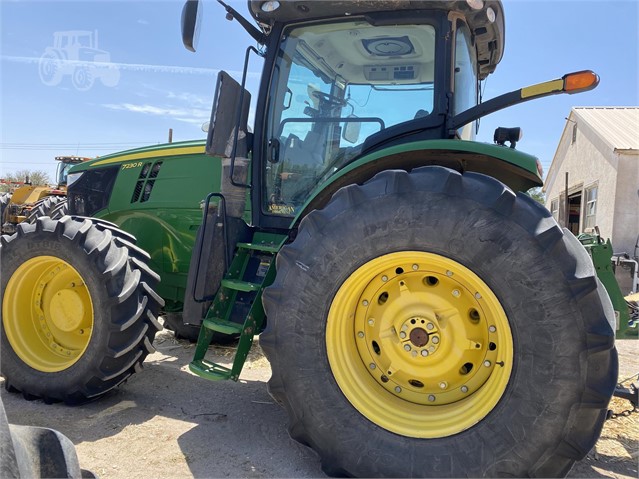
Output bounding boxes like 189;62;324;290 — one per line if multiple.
39;30;120;91
1;156;87;234
1;1;621;477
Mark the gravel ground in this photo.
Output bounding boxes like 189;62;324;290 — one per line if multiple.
1;332;637;478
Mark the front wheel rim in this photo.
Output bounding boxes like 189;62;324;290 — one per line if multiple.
326;251;513;438
3;256;94;372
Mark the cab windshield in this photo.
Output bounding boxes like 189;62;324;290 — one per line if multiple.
56;161;75;186
264;19;436;216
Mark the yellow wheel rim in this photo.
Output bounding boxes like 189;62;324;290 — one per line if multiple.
326;251;513;438
3;256;94;372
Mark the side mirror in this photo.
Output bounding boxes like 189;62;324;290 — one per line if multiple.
342;116;361;144
181;0;202;52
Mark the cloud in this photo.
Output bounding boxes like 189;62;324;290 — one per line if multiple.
167;91;211;107
137;19;149;25
102;102;209;126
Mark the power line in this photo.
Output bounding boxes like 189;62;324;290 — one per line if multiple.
1;142;150;146
1;142;155;149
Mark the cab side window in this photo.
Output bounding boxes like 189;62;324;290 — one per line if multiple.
453;21;478;139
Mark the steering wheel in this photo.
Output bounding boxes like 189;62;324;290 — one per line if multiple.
311;90;346;108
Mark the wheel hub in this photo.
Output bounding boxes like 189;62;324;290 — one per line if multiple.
327;251;513;438
409;326;429;347
3;256;94;372
49;288;85;332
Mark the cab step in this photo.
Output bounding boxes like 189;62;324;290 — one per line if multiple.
189;232;287;382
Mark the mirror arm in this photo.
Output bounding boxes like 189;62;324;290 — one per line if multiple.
217;0;266;44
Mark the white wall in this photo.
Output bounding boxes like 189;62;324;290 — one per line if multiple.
612;151;639;254
545;120;618;240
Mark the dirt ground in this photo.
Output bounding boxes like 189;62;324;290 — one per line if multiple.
2;328;637;479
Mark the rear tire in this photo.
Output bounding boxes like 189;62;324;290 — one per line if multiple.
262;166;617;477
1;216;163;404
48;199;68;220
0;193;11;221
27;196;65;223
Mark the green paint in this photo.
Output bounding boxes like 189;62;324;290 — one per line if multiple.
74;140;222;307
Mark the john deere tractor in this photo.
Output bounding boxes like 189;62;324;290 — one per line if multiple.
1;1;618;477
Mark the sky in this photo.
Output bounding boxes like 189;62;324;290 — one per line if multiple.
1;0;638;183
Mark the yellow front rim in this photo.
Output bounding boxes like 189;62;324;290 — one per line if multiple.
326;252;513;438
3;256;94;372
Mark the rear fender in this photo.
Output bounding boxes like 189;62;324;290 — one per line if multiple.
291;139;543;227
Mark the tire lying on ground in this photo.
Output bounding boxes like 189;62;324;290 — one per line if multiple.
26;196;66;224
1;396;94;478
262;166;618;478
0;215;163;404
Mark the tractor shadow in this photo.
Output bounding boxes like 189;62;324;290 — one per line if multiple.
3;334;635;478
1;331;323;478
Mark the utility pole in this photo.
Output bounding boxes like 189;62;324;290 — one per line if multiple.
168;128;173;144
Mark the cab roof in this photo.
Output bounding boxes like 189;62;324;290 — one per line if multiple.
248;0;504;79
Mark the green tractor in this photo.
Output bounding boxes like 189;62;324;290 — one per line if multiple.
1;0;618;476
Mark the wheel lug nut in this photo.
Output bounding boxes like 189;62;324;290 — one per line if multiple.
369;363;376;369
381;275;388;282
395;386;402;393
412;264;419;270
404;344;411;351
461;386;469;393
429;346;435;352
426;323;434;330
446;270;453;277
357;331;364;338
475;292;482;300
421;350;428;357
484;360;491;367
489;325;496;333
362;300;369;307
411;351;417;357
439;381;447;389
399;331;407;339
428;395;436;402
368;319;374;326
452;289;460;297
431;336;439;344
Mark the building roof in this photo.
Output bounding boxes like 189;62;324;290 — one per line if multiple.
572;107;639;152
543;107;638;193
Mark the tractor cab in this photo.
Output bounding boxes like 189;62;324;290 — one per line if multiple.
186;0;504;223
183;0;596;231
54;156;88;189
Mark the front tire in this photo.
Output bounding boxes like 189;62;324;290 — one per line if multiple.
262;167;617;477
1;216;163;404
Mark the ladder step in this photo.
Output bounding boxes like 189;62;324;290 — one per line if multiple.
236;242;281;253
189;359;231;381
221;278;260;292
202;318;244;335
